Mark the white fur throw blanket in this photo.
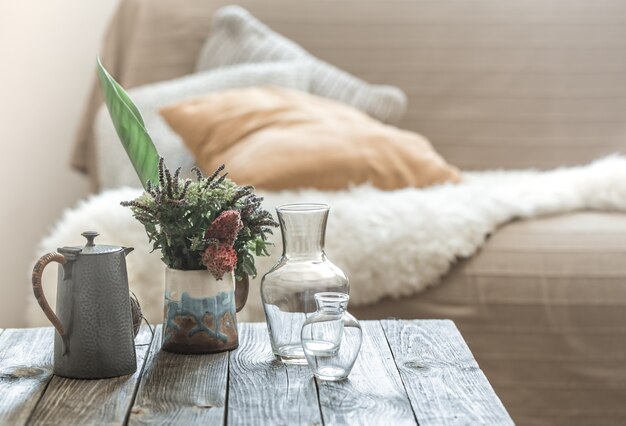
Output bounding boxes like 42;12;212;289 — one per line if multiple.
27;156;626;326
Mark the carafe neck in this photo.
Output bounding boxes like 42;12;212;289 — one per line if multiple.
277;203;328;260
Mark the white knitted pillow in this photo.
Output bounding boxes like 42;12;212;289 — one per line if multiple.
196;5;407;124
95;62;311;189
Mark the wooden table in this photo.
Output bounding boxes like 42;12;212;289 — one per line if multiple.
0;320;512;425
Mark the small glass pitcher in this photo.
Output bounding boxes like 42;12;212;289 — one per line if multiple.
301;292;362;381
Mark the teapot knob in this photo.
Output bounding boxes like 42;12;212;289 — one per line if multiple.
81;231;100;247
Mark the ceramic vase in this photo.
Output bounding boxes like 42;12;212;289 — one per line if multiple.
162;267;244;354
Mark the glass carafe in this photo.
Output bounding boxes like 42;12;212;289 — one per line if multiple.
261;204;349;364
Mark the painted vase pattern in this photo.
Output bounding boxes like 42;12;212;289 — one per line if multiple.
162;268;239;354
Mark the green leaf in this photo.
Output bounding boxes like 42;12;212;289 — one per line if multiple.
241;252;257;277
96;57;160;189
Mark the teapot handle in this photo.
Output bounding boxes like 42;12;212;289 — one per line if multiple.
32;252;67;338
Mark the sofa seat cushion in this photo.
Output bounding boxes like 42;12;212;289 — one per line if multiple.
352;211;626;425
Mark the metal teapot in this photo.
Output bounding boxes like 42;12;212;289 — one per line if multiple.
31;231;137;379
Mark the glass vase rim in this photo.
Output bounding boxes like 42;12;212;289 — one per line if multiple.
314;292;350;304
276;203;329;213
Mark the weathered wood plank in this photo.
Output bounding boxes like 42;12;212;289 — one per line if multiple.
381;320;514;426
0;328;54;425
227;322;323;426
128;325;229;425
316;320;417;425
28;324;154;425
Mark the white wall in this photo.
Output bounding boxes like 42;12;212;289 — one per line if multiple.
0;0;120;327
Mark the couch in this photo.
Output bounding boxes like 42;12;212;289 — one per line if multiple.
72;1;626;424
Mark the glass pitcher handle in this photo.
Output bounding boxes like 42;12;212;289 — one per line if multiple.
31;252;67;339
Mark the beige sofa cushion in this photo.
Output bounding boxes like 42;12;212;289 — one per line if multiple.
195;6;407;124
353;211;626;425
160;86;460;190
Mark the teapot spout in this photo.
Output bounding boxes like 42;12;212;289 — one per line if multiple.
123;247;134;256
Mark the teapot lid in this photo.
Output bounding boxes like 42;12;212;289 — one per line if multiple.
66;231;124;255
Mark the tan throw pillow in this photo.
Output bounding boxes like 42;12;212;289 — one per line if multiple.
160;87;461;191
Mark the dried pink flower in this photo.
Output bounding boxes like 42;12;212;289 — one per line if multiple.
205;210;243;246
202;243;238;280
